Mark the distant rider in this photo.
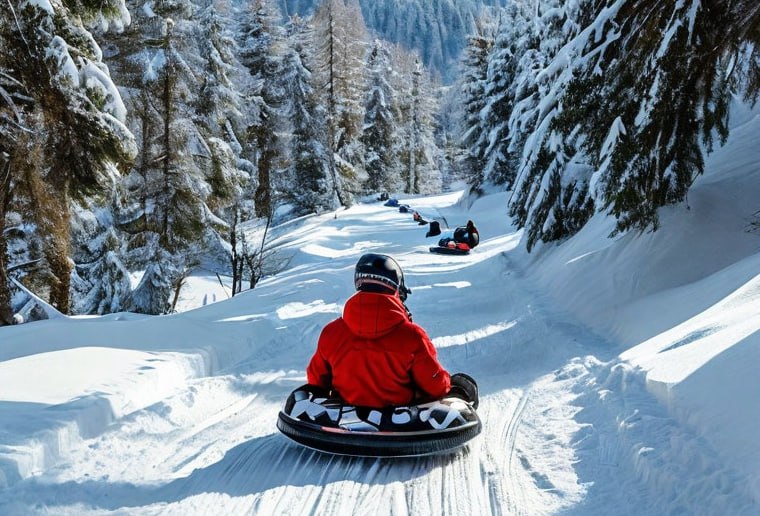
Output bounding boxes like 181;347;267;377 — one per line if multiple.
438;220;480;251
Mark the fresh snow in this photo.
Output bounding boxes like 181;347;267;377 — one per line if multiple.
2;108;760;514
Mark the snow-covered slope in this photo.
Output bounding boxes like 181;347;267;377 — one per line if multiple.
1;104;759;514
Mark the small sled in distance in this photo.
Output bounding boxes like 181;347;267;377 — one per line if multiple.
429;243;471;255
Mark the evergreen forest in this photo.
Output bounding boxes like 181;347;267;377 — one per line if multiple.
1;0;758;322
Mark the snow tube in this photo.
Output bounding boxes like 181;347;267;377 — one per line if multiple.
429;238;471;255
429;243;471;255
276;385;482;457
429;246;470;255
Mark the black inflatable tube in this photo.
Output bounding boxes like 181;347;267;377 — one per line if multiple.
277;412;482;457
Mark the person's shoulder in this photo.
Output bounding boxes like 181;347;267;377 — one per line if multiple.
397;321;432;345
320;317;347;337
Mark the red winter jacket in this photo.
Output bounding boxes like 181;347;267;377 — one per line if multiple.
307;291;451;408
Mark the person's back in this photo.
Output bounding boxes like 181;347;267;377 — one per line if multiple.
453;220;479;248
307;254;451;407
312;291;448;406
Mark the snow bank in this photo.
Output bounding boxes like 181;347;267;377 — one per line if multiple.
0;347;207;488
520;99;760;502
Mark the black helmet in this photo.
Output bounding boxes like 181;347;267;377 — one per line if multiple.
354;253;411;301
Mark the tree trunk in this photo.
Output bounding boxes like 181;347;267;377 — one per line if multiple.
254;147;273;218
44;186;72;314
230;209;240;296
0;161;13;325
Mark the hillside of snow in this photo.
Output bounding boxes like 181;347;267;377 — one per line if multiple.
1;106;759;514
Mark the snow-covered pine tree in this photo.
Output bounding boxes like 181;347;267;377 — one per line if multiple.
106;2;225;314
281;16;337;215
0;15;28;324
474;4;537;192
586;0;760;235
504;0;592;251
508;0;760;250
393;53;443;195
360;40;401;195
238;0;286;218
127;12;202;314
195;0;251;220
457;17;496;187
0;0;136;315
72;226;132;314
312;0;369;204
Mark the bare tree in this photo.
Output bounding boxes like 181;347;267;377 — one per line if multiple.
230;206;274;295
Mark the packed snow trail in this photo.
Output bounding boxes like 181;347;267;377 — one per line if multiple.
1;190;757;515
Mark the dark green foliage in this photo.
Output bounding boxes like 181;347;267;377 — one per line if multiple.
361;42;398;193
240;0;285;218
502;0;760;250
594;0;741;234
0;0;135;314
458;31;494;187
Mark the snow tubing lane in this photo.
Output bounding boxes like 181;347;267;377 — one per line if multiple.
429;246;471;255
276;386;482;457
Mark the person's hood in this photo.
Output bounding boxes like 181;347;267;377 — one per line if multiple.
342;291;409;339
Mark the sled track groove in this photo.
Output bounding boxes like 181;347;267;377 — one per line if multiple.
482;389;530;515
505;391;530;514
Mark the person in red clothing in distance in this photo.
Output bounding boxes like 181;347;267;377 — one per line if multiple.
306;253;478;409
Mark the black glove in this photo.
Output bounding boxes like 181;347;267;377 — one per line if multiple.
448;372;479;409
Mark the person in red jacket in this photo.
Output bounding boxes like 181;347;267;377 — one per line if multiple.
307;253;478;409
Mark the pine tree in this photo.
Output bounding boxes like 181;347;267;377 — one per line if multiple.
73;227;132;315
281;16;336;214
459;28;493;187
0;0;136;315
0;15;27;324
588;0;758;234
394;55;442;194
195;0;251;231
457;20;495;188
475;5;532;190
312;0;369;205
106;2;228;314
506;0;591;251
360;40;400;194
502;0;760;250
239;0;286;218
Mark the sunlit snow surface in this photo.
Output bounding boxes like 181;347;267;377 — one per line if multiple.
2;107;760;513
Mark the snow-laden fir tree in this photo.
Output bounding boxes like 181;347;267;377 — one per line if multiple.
505;0;760;250
106;0;239;314
280;16;337;215
360;40;401;195
392;52;443;194
311;0;369;204
119;11;201;314
72;225;132;314
239;0;286;218
0;0;136;317
504;0;592;251
0;14;28;324
456;17;497;188
471;3;537;192
580;0;760;235
195;0;251;218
